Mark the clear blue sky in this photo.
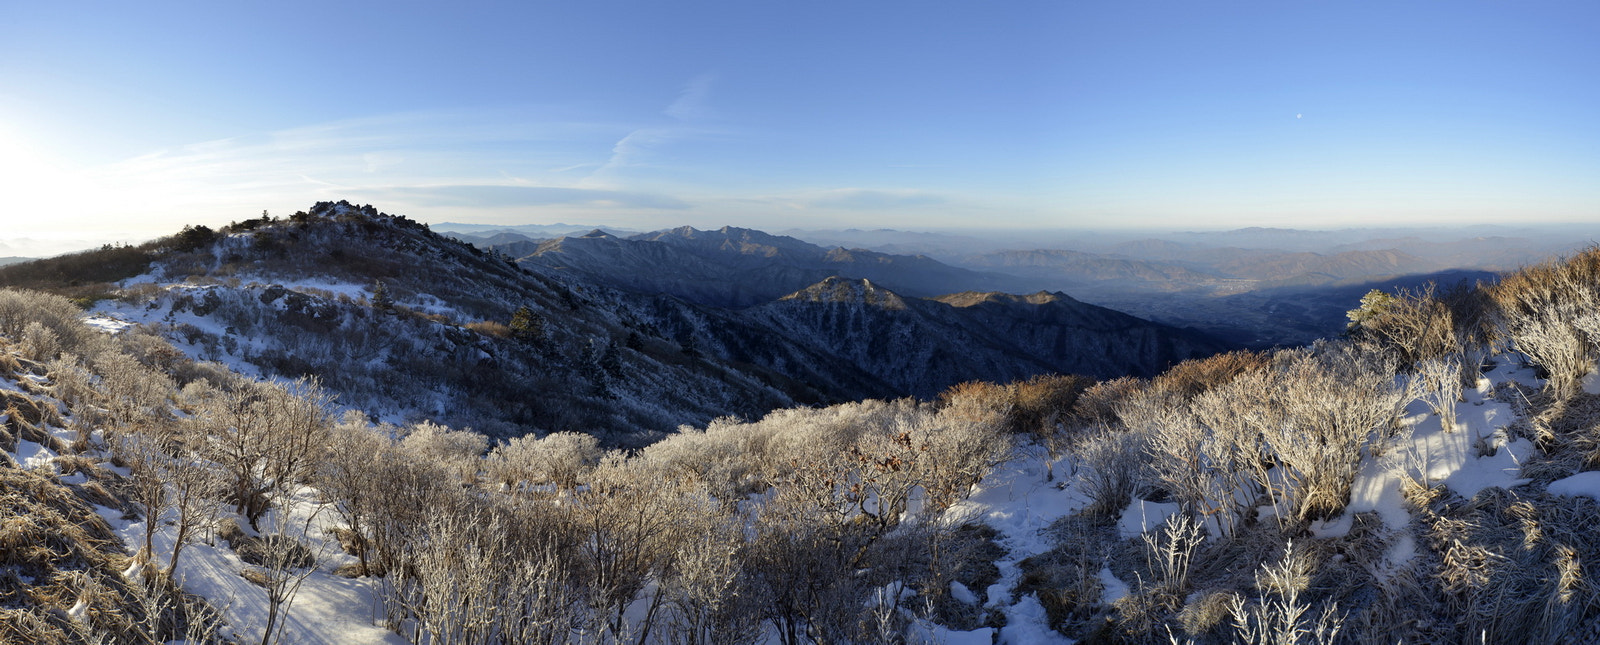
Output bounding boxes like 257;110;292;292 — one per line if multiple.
1;1;1596;252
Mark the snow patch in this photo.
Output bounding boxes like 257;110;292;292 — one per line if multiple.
1118;499;1181;539
949;580;978;605
910;622;995;645
1548;471;1600;500
1584;363;1600;395
998;595;1075;644
16;439;58;472
83;314;135;334
1098;567;1131;605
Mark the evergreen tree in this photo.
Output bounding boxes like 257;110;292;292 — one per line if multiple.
625;331;644;352
678;331;701;358
371;280;395;313
173;224;218;252
580;338;613;398
600;340;624;378
509;306;547;344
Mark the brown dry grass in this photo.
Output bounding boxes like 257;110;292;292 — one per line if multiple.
1152;350;1271;400
465;320;512;338
0;467;146;643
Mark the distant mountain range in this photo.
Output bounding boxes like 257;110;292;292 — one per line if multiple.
496;226;1025;309
0;203;1228;440
462;222;1574;348
744;277;1222;397
434;221;641;238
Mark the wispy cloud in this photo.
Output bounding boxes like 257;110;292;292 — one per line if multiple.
665;73;717;121
582;73;719;188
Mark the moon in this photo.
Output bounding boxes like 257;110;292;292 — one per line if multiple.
1296;114;1302;119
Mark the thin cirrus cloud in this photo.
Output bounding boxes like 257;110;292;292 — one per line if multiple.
82;108;680;216
579;74;722;189
664;73;717;121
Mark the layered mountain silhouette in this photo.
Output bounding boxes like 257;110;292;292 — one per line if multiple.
0;203;1231;440
505;225;1027;308
744;278;1223;397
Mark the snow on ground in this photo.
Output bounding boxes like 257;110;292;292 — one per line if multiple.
1548;471;1600;500
1403;368;1532;500
1118;499;1182;540
1097;566;1131;605
942;444;1093;643
108;486;405;645
1318;363;1533;544
909;622;994;645
998;595;1075;644
1582;368;1600;396
14;438;59;472
83;313;135;334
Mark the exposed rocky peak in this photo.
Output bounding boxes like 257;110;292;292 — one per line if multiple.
934;290;1076;308
779;276;908;310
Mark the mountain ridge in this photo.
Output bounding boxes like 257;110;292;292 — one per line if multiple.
0;202;1233;438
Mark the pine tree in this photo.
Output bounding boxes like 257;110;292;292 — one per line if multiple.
509;306;547;345
678;331;700;358
371;280;395;313
580;338;613;398
600;340;623;378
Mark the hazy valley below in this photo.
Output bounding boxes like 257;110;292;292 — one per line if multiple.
444;221;1586;349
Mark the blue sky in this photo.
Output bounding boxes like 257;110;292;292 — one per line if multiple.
1;1;1596;252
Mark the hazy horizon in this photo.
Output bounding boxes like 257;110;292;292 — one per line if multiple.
7;210;1597;260
3;2;1597;252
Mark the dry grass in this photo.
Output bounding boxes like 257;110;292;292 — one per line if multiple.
464;319;512;338
1016;515;1117;639
3;392;70;455
0;467;146;643
1489;246;1600;400
1152;350;1271;400
1407;484;1600;644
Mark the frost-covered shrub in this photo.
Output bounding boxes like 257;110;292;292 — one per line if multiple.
1125;383;1210;516
1491;247;1600;399
18;321;59;362
0;288;105;357
1417;356;1463;432
1346;284;1458;367
488;431;603;492
401;421;488;484
1072;428;1146;519
636;422;763;502
1267;347;1408;521
1070;376;1144;432
1188;371;1278;536
1228;541;1343;645
1152;350;1271;400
